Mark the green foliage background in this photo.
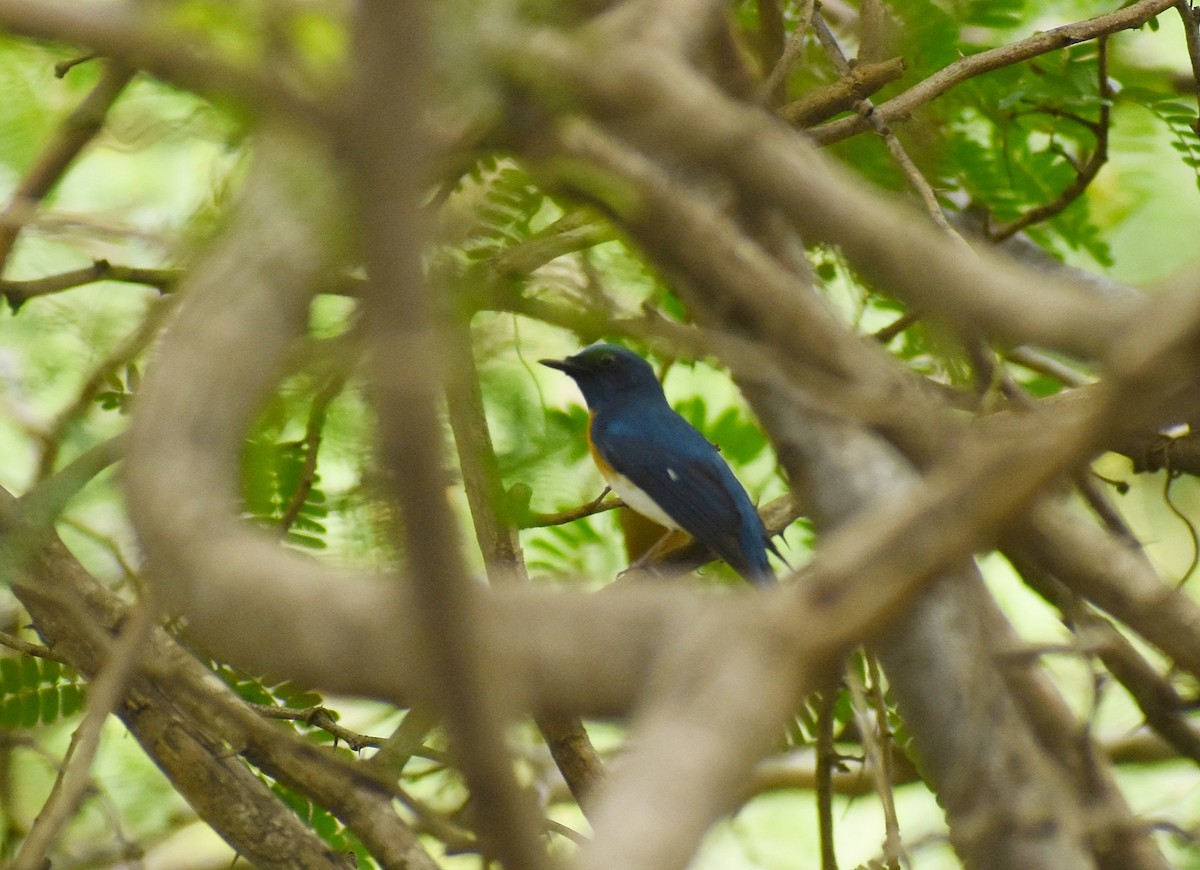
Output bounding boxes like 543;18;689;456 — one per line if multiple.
1;0;1199;866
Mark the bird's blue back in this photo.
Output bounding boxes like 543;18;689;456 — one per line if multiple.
589;399;776;584
541;344;777;584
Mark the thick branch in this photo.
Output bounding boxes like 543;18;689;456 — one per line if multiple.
498;26;1142;360
6;534;354;868
345;3;549;865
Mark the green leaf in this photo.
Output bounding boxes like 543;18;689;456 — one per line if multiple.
39;685;59;723
0;696;21;728
0;658;20;694
59;684;83;717
20;656;39;688
20;691;41;727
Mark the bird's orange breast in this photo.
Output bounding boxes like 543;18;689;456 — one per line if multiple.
586;412;618;482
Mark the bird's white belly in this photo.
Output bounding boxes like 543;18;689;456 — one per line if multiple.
601;467;680;530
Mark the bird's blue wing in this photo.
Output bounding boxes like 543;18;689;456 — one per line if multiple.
593;409;774;583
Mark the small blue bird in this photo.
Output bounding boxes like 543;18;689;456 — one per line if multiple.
541;344;778;585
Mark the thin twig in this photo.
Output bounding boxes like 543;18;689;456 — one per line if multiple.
810;0;1177;145
0;60;134;275
248;703;387;752
872;309;921;343
1005;346;1091;387
815;688;839;870
760;0;817;102
279;372;347;534
37;298;173;480
1073;470;1142;550
811;10;964;242
1;260;180;311
10;592;158;870
54;53;99;78
0;1;333;128
521;491;624;528
865;653;905;868
847;666;907;868
0;631;68;663
444;314;606;809
1163;467;1200;588
990;38;1111;241
1176;1;1200;135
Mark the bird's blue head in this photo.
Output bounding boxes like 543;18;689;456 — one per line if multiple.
540;344;665;411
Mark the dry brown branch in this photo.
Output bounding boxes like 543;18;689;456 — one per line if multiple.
11;597;157;870
815;689;840;870
810;10;960;239
345;3;548;864
527;116;1151;867
778;55;905;125
0;631;66;663
520;491;624;528
109;123;1181;867
518;68;1190;864
73;4;1198;867
5;530;357;868
810;0;1177;144
1012;555;1200;765
1008;499;1200;679
761;0;817;103
8;518;438;869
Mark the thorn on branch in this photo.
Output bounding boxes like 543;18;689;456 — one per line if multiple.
54;53;99;78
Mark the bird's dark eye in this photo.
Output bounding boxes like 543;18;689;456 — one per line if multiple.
598;353;615;367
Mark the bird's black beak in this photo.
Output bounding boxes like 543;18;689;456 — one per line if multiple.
539;356;583;376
